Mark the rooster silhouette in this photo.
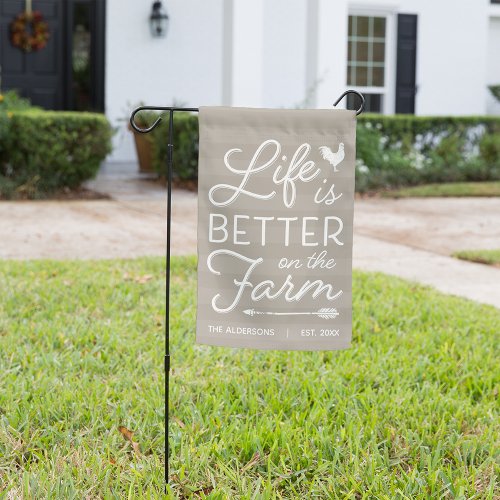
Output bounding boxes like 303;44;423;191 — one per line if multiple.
319;143;345;172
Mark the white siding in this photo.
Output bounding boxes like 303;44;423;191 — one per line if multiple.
105;0;498;161
487;16;500;115
230;0;265;107
261;0;308;108
401;0;489;115
105;0;225;161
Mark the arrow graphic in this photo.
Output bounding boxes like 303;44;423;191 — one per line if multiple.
243;307;339;319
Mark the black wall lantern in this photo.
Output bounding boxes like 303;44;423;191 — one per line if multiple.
149;1;169;38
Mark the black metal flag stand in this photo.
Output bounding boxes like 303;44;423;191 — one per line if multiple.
129;90;365;486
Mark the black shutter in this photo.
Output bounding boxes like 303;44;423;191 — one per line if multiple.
395;14;418;114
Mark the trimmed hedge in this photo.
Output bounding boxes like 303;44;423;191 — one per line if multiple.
356;115;500;191
147;112;500;192
0;90;33;156
149;112;199;180
0;110;112;198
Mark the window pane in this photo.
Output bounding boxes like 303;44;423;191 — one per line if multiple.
356;66;368;86
347;92;383;113
373;42;385;62
373;17;386;37
372;66;385;86
348;41;353;61
356;16;369;36
356;41;369;62
347;65;354;85
366;93;383;112
72;3;92;111
348;16;355;36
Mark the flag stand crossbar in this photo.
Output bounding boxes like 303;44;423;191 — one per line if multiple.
129;90;365;486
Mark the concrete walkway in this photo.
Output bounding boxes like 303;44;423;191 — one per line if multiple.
352;197;500;309
0;162;499;309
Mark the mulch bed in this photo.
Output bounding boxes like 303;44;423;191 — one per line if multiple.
50;187;110;200
152;176;197;192
0;186;110;201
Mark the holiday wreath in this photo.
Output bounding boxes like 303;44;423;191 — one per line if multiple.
10;11;50;52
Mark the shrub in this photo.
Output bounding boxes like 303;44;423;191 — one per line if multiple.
0;89;32;110
130;110;198;180
0;90;33;156
146;112;500;191
147;112;198;179
0;110;112;198
489;84;500;103
355;115;500;190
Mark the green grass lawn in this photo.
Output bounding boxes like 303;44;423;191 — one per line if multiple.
453;249;500;267
382;181;500;198
0;257;499;498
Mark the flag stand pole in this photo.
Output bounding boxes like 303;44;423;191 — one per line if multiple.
129;91;365;488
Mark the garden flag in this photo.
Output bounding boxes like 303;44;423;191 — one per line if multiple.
197;107;356;350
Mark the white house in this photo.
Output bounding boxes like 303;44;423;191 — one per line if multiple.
1;0;499;162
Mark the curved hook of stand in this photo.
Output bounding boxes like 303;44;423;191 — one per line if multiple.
333;90;365;116
129;106;164;134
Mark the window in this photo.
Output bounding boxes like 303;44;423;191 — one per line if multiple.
347;92;382;113
347;15;386;112
66;0;105;112
72;3;92;111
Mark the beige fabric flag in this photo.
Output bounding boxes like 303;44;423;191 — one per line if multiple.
197;107;356;350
